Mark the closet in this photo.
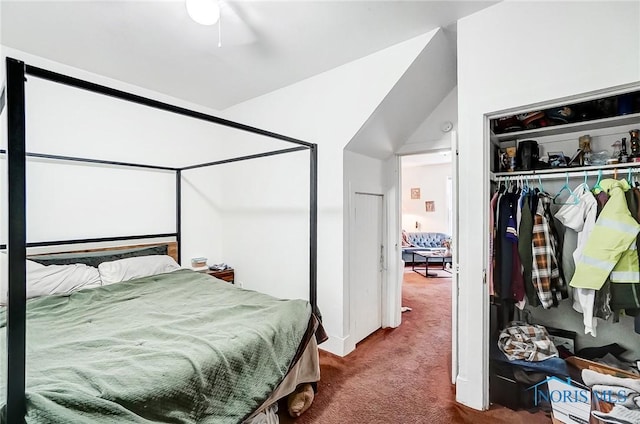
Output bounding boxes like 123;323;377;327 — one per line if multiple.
487;86;640;411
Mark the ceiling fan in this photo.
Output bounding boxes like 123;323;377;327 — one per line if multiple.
185;0;257;47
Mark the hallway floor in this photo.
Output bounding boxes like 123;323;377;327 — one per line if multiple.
279;267;552;423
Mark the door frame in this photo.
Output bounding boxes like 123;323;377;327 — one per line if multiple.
345;184;387;353
396;134;458;383
450;130;459;384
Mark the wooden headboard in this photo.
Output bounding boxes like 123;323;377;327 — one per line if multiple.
28;241;179;264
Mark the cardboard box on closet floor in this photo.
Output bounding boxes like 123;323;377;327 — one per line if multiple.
551;357;639;424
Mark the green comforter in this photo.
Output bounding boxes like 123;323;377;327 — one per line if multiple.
0;269;312;423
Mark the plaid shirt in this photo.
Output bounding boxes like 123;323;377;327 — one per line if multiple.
498;322;559;362
531;195;566;308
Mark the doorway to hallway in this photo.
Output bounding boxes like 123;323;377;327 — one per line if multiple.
400;148;458;383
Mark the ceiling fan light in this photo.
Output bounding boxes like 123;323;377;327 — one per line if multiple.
186;0;220;26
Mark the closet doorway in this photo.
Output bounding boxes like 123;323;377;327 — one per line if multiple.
350;192;384;344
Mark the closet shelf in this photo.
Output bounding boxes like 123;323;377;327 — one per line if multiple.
492;162;640;180
492;112;640;143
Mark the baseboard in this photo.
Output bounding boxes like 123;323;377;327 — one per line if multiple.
318;333;356;357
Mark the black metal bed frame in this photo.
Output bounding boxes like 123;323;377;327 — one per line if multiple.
3;57;318;423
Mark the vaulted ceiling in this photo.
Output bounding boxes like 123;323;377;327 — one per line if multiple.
1;1;497;111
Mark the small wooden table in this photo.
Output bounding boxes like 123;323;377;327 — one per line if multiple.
203;268;234;283
411;251;452;278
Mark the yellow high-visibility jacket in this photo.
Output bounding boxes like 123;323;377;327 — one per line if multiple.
570;179;640;290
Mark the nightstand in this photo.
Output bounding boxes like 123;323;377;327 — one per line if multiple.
205;268;234;283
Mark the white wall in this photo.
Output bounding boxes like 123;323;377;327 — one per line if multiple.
21;73;290;168
345;28;451;159
180;166;224;271
343;151;384;195
0;4;4;86
456;1;640;410
25;161;176;242
200;150;310;302
401;162;451;234
0;46;308;297
222;34;433;355
405;86;457;148
0;46;276;267
397;87;456;156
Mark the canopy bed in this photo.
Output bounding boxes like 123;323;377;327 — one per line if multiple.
1;57;320;423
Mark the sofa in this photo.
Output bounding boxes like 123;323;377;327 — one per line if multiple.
402;232;451;264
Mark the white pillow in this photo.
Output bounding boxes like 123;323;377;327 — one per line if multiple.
0;253;102;305
98;255;181;286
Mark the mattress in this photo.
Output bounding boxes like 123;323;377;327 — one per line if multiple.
0;269;316;423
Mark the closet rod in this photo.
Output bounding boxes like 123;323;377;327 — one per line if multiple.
492;167;640;182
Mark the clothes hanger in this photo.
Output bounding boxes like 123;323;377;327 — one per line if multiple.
553;172;580;205
505;176;510;193
498;176;506;193
571;170;589;196
583;170;589;190
537;175;544;192
593;169;603;193
509;176;517;194
519;176;527;196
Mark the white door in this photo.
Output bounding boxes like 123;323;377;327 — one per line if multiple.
351;192;384;344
